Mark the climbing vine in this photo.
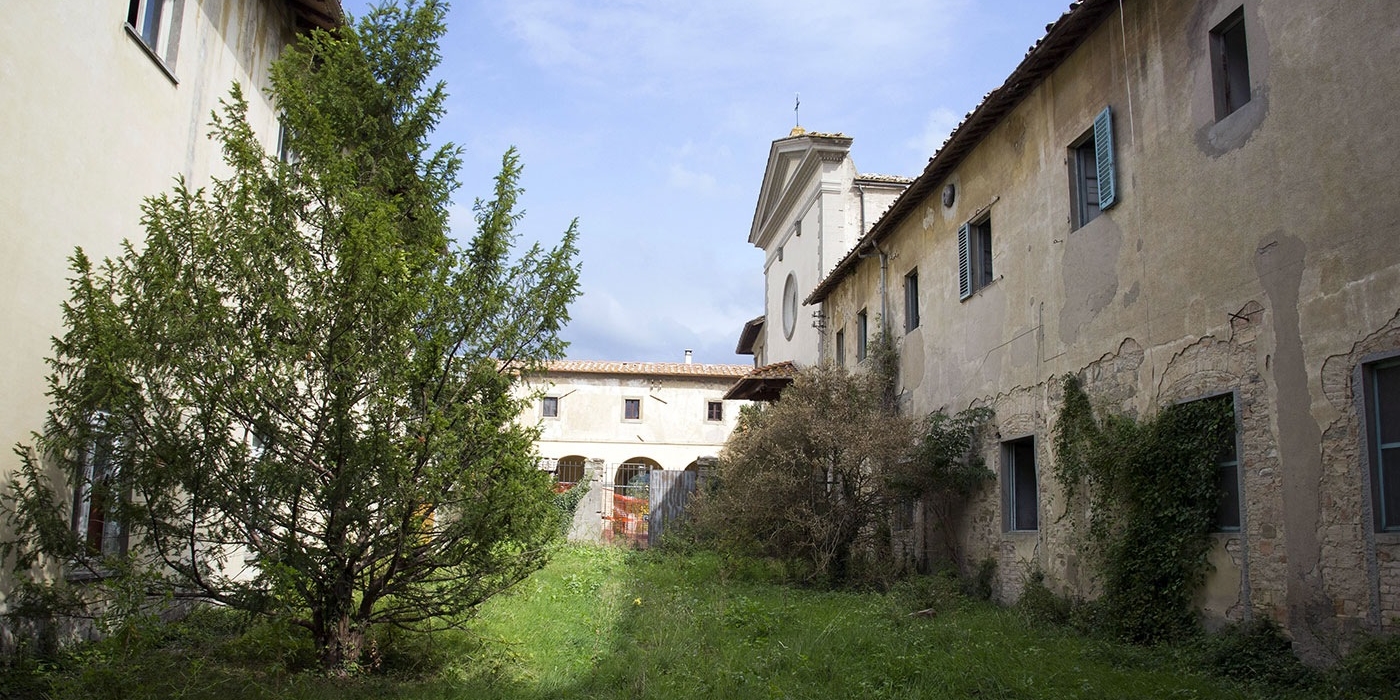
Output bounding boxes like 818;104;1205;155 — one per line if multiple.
1053;374;1235;643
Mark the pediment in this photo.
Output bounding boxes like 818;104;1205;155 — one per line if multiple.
748;132;853;250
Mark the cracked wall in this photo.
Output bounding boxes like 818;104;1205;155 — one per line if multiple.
813;0;1400;658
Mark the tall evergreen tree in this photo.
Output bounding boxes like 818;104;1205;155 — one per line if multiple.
2;0;579;669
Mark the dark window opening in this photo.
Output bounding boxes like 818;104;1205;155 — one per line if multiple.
1210;8;1251;119
1367;359;1400;532
1004;436;1038;531
904;269;920;332
856;310;869;361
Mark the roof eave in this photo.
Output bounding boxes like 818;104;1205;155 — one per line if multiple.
805;0;1117;305
285;0;344;32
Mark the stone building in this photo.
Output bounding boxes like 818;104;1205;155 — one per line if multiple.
0;0;340;628
798;0;1399;656
729;129;908;400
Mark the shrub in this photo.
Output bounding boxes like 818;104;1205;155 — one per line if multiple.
1196;618;1313;688
1016;570;1071;627
1328;633;1400;699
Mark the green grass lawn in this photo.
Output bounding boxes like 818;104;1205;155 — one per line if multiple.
6;545;1389;699
458;545;1256;700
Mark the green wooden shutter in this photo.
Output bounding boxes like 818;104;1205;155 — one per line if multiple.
1094;106;1117;210
957;222;972;300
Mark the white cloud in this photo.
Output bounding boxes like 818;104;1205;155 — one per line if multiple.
491;0;966;94
667;163;717;194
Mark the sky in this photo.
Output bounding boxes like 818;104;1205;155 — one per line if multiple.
341;0;1077;366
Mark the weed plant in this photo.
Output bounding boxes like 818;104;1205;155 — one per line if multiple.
5;545;1396;699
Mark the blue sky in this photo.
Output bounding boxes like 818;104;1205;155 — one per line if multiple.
342;0;1076;365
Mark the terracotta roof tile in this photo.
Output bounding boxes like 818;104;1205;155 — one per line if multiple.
533;360;753;379
806;0;1115;305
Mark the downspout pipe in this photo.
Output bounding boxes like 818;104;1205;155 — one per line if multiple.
853;183;890;333
856;239;890;334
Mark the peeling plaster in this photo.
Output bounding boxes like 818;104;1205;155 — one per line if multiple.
1255;232;1332;658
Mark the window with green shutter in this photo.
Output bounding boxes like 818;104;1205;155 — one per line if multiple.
957;216;993;301
1094;106;1117;210
1070;106;1117;229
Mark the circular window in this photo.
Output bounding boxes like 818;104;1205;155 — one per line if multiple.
782;273;798;340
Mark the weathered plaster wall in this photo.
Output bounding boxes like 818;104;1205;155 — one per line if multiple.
820;0;1400;653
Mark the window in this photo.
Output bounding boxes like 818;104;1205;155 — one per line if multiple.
623;398;641;421
1188;394;1242;531
1210;7;1251;120
276;117;301;166
542;396;559;418
835;328;846;367
1365;359;1400;532
706;401;724;422
126;0;183;74
904;269;920;332
1003;436;1038;531
782;273;799;340
957;216;994;300
856;309;868;361
72;415;125;557
1070;107;1118;229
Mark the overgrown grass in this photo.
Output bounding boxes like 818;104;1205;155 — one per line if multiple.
4;545;1395;698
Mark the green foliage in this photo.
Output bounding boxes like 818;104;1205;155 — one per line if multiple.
1327;633;1400;699
551;468;593;534
1;0;580;671
1053;374;1235;643
889;406;995;500
689;363;922;586
15;546;1396;698
1196;618;1314;689
1016;569;1072;627
689;340;993;586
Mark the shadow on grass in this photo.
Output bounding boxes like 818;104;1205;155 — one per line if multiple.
5;545;1348;700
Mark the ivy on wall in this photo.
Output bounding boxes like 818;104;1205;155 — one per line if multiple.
1053;374;1235;643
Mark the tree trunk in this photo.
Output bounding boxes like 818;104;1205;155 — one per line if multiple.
316;611;366;672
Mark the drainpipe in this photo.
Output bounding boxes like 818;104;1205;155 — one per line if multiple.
856;239;890;335
854;182;889;332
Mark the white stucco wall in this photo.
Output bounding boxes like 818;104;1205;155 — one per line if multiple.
747;133;909;368
518;363;750;484
0;0;300;607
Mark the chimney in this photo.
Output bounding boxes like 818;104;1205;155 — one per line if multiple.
684;349;693;364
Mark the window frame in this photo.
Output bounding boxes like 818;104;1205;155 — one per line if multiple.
541;395;560;419
622;397;642;422
1209;7;1252;120
904;268;920;332
1069;106;1118;230
835;327;846;367
1176;392;1243;532
856;309;869;362
1362;355;1400;533
958;214;994;300
706;400;724;422
124;0;183;83
1002;435;1039;532
1070;134;1101;229
781;273;799;341
71;412;127;559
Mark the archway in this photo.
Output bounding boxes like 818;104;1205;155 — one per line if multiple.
556;455;586;486
614;456;661;486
